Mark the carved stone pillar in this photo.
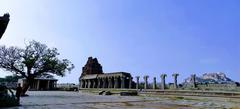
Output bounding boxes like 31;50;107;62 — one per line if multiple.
97;78;101;88
160;74;167;90
108;78;112;88
129;77;132;89
84;80;88;88
103;78;106;88
82;80;85;88
92;80;96;88
136;76;140;89
191;74;196;88
88;80;91;88
114;77;119;88
54;81;57;88
143;75;149;89
172;73;179;89
79;80;82;88
153;77;156;89
121;76;125;89
37;80;40;90
79;78;82;89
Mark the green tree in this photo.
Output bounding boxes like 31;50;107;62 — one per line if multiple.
0;40;74;95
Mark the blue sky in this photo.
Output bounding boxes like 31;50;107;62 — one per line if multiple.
0;0;239;83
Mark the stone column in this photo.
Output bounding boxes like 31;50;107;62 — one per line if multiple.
82;80;85;88
79;79;82;88
92;80;96;88
121;76;125;89
103;78;106;88
97;78;101;88
54;81;57;88
143;75;149;89
129;77;132;89
88;80;91;88
108;78;112;88
160;74;167;90
47;80;50;90
37;80;40;90
53;81;55;89
191;74;196;88
153;77;156;89
84;80;88;88
114;77;119;88
136;76;140;89
172;73;179;89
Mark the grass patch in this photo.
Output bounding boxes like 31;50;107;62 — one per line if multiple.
169;96;184;100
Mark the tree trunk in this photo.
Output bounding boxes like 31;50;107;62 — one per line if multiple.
21;77;34;96
21;82;29;96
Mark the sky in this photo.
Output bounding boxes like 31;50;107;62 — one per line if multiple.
0;0;239;84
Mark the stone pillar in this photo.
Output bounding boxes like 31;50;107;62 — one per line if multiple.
79;79;82;88
172;73;179;89
92;80;96;88
136;76;140;89
153;77;156;89
97;78;101;88
84;80;88;88
87;80;91;88
143;75;149;89
47;80;50;90
55;81;57;88
108;78;112;88
129;77;132;89
81;80;85;88
53;81;55;88
121;76;125;89
37;80;40;90
191;74;196;88
103;78;106;88
160;74;167;90
114;77;119;88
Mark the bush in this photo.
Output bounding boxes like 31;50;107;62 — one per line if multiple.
0;95;19;107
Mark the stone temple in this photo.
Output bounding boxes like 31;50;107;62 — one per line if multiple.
0;13;10;39
79;57;135;89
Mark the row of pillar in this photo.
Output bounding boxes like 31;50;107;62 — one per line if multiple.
136;73;180;90
79;74;197;90
136;73;196;90
30;80;57;90
80;76;133;89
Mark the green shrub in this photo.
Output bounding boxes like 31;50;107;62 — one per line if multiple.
0;95;19;107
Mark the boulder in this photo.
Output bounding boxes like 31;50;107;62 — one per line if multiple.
120;91;138;96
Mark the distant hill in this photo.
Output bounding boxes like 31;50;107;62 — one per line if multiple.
183;72;235;84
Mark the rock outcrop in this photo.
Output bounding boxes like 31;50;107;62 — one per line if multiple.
183;72;235;84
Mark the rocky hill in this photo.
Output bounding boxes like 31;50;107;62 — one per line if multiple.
183;72;235;84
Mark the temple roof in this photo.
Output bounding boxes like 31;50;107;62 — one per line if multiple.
80;72;132;79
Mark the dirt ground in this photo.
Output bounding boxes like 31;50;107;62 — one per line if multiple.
3;91;240;109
